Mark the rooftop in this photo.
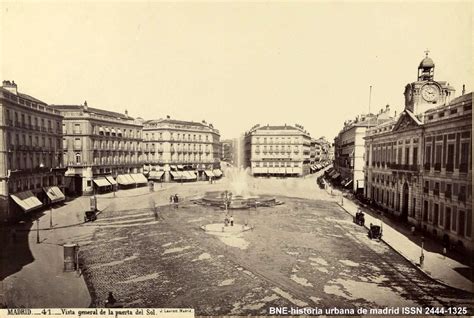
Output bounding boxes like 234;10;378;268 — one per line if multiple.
50;104;134;120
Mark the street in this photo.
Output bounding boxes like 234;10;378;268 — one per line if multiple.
54;175;473;314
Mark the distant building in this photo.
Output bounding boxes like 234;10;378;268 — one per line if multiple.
50;103;144;195
334;108;392;193
1;81;66;222
244;124;311;177
220;139;234;164
142;117;221;182
364;53;472;252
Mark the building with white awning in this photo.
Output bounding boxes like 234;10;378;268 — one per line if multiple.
141;117;221;182
1;81;66;221
43;186;66;204
10;191;43;213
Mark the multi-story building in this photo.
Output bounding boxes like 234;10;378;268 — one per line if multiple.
243;124;311;177
220;139;234;165
334;108;391;193
50;103;145;195
142;117;221;182
422;92;472;250
1;81;66;222
364;53;472;252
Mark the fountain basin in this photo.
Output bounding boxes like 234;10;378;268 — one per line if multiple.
194;191;283;209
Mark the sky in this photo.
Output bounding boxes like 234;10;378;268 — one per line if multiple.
1;1;472;140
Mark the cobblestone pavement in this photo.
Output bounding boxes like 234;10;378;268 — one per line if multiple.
78;190;473;315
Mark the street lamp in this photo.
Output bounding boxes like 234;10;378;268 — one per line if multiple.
420;236;425;267
36;219;40;244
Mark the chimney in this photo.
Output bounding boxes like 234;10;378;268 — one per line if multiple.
462;84;466;95
125;109;128;116
166;115;170;119
2;80;18;95
83;100;88;110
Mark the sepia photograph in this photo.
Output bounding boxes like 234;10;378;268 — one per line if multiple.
0;0;472;316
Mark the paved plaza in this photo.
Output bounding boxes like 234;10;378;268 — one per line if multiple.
1;174;473;314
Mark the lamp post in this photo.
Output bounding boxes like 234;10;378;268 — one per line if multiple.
36;219;40;244
420;236;425;267
50;206;53;229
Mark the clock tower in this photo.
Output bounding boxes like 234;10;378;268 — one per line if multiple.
403;51;455;118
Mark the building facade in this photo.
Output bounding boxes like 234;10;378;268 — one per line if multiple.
220;139;235;165
422;92;472;250
334;109;391;193
364;53;472;252
1;81;66;222
244;124;311;177
142;117;221;182
50;103;144;195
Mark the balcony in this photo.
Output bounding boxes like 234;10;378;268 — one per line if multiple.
459;163;469;173
458;193;466;203
423;187;429;194
424;163;431;171
434;163;441;171
445;190;451;199
433;188;440;196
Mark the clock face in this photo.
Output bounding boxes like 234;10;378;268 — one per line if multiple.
421;84;440;102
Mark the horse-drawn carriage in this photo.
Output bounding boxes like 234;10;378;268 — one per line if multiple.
353;210;365;226
368;224;382;240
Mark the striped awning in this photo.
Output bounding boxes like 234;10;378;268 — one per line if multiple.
105;176;117;185
130;173;148;184
10;191;43;212
116;174;135;185
149;171;164;180
94;178;111;187
204;170;215;177
43;186;65;203
331;172;341;179
170;171;183;180
184;171;197;180
212;169;222;177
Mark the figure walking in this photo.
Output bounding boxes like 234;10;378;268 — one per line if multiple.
230;215;234;227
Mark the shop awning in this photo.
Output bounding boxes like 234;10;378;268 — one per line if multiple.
105;176;117;185
94;178;111;188
212;169;222;177
356;179;365;189
116;174;135;185
344;179;353;187
331;172;341;179
170;171;183;180
149;171;164;180
177;165;184;170
130;173;148;184
10;191;43;212
316;164;322;169
43;186;65;203
186;171;197;180
170;165;178;171
204;170;215;177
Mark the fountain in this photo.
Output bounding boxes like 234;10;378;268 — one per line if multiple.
194;167;283;209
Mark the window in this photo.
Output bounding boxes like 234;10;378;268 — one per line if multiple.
75;153;81;164
405;147;410;165
445;207;451;230
425;145;431;164
459;143;469;172
446;144;455;171
413;147;418;166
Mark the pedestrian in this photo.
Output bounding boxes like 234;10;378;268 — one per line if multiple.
169;195;173;204
230;215;234;227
